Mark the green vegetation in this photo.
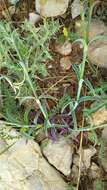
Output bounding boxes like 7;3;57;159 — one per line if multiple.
0;0;107;189
0;19;59;135
0;1;107;138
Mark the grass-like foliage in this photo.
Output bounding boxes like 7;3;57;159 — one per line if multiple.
0;19;60;131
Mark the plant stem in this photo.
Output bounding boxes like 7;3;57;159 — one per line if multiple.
74;39;88;110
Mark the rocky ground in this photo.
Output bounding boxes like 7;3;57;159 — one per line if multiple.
0;118;107;190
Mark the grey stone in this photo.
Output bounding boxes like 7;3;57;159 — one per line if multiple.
55;40;72;56
35;0;69;17
71;0;81;19
88;40;107;68
60;56;72;71
91;107;107;126
41;137;74;176
75;19;107;41
0;126;68;190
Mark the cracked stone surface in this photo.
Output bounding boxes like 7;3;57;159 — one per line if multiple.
0;127;67;190
73;147;97;172
41;137;74;176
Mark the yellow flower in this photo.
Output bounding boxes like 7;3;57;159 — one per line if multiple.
36;124;43;129
63;27;68;37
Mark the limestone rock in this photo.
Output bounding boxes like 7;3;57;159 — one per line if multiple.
71;164;78;184
79;147;97;170
102;127;107;142
0;128;68;190
55;40;72;56
41;137;74;176
88;39;107;68
91;107;107;126
8;6;15;15
60;56;72;70
73;147;97;172
35;0;69;17
75;19;107;41
89;162;100;179
75;19;107;68
71;0;81;19
29;12;41;25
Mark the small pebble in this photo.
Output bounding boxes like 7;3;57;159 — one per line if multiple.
60;56;72;71
55;40;72;56
29;12;41;25
48;64;53;69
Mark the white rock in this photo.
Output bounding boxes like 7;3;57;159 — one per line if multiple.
73;154;86;172
55;40;72;56
75;19;107;41
0;127;67;190
35;0;69;17
71;165;78;184
91;107;107;126
88;39;107;68
73;147;97;172
60;56;72;70
102;127;107;142
29;12;41;25
71;0;81;19
89;162;100;179
41;137;74;176
8;6;15;15
80;147;96;170
73;154;79;166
